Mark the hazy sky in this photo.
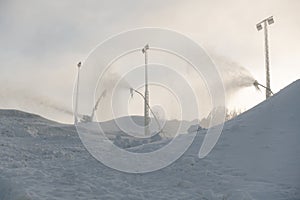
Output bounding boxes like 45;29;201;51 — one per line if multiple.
0;0;299;123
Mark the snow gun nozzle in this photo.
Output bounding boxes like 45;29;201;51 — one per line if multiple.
253;80;260;91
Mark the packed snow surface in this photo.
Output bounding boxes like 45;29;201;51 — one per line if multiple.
0;80;299;200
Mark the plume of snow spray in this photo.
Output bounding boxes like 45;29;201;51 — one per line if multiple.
31;96;73;116
90;72;132;121
0;86;73;116
102;72;131;91
211;54;256;93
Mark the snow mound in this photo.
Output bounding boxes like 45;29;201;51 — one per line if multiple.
0;80;299;199
215;79;300;185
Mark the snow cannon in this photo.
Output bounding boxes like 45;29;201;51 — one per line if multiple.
78;90;107;123
80;115;92;123
253;80;274;95
253;80;261;91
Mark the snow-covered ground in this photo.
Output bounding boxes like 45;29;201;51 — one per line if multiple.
0;80;299;200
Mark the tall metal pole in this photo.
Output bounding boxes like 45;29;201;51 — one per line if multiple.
142;44;150;135
74;62;81;124
256;16;274;99
263;22;271;99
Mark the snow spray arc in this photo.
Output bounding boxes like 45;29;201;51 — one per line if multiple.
73;28;226;173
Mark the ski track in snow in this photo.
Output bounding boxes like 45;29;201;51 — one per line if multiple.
0;80;300;200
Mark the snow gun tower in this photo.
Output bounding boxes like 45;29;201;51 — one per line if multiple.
142;44;150;136
74;61;81;124
256;16;274;99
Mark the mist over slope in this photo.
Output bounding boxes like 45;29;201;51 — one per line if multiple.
0;80;299;200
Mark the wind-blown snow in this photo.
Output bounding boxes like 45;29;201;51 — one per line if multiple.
0;80;299;200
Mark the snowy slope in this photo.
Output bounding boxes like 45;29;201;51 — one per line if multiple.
0;80;299;200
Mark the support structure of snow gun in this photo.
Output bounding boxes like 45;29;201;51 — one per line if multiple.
130;88;163;134
80;90;107;123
